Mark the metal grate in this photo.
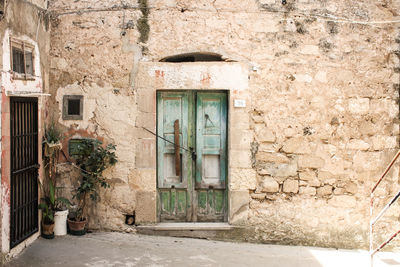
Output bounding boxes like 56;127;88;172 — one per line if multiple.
10;97;39;248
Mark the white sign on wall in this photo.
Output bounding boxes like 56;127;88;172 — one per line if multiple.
234;99;246;108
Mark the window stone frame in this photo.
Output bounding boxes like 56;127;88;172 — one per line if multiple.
63;95;83;120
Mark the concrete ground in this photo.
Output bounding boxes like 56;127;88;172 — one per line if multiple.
5;232;400;267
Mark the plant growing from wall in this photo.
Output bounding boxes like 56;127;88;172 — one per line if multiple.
40;121;71;238
137;0;150;47
70;139;117;224
43;121;62;186
44;120;62;145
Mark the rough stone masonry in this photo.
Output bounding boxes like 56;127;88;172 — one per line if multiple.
47;0;400;249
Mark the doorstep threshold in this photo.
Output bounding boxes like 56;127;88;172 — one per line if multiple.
136;222;234;231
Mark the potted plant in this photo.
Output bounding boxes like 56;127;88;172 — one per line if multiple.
68;139;117;235
43;120;62;157
38;181;71;239
42;121;71;236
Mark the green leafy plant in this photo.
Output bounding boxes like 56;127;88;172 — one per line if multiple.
40;121;67;224
39;181;71;224
71;139;117;221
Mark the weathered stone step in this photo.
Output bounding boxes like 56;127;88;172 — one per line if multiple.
137;222;234;231
136;223;241;240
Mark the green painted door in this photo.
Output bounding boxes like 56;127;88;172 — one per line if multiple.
157;91;192;221
157;91;227;222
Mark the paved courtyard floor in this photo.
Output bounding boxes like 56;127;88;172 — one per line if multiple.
5;232;400;267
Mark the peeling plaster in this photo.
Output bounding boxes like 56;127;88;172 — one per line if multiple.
121;34;142;88
1;186;9;253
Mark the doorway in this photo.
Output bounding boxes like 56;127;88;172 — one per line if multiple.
157;91;227;222
10;97;39;248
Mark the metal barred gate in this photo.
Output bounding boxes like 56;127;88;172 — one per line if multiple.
10;97;39;248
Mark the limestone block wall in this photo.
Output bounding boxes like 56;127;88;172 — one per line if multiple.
48;0;400;248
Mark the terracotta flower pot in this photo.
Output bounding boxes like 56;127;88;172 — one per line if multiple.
41;222;55;239
67;218;87;235
42;222;54;235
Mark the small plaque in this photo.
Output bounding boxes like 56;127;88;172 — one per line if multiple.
234;99;246;108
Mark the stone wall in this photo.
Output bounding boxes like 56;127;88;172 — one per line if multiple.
48;0;400;248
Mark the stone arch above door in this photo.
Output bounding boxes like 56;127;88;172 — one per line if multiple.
160;52;225;62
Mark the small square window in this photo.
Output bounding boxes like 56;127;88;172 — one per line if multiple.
10;38;35;79
63;95;83;120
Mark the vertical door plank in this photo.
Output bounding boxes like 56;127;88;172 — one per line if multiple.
195;92;227;221
157;92;192;221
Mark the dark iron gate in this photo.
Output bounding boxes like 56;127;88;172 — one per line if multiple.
10;97;39;248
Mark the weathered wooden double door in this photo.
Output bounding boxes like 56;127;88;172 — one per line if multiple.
157;91;227;222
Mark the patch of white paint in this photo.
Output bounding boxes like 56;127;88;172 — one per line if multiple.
315;71;327;83
1;186;10;253
348;98;370;115
29;0;48;9
294;74;313;83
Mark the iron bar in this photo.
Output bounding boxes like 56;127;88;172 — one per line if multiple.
371;189;400;226
370;150;400;267
371;150;400;194
371;229;400;256
370;195;373;255
11;164;39;175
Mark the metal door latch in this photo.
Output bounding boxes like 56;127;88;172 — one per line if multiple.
190;147;196;161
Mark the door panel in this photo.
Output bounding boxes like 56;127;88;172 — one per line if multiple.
159;188;188;221
157;91;227;222
195;92;227;221
157;92;192;221
196;189;225;222
157;91;189;189
195;92;227;189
